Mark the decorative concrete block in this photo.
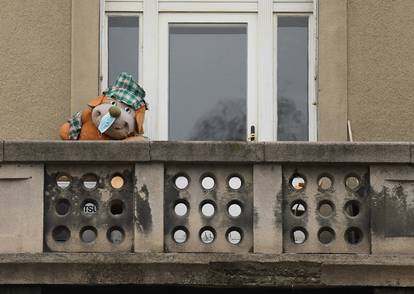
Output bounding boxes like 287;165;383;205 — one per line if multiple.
135;163;164;252
371;164;414;254
253;164;283;253
0;164;43;253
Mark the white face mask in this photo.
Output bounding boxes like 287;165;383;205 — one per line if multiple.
98;112;116;134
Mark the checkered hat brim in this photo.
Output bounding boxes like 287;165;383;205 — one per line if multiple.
104;72;147;110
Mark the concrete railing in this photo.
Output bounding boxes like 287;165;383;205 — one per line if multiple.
1;141;414;287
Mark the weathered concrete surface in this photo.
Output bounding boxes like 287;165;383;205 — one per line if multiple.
283;165;370;254
44;164;134;252
135;163;164;252
348;0;414;141
150;141;265;162
0;140;3;162
164;165;253;253
4;141;150;162
3;141;414;163
253;164;282;254
0;165;43;253
0;0;71;140
409;144;414;164
0;253;414;286
318;0;348;141
370;165;414;254
265;142;411;163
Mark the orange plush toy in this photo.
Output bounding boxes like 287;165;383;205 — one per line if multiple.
60;72;147;140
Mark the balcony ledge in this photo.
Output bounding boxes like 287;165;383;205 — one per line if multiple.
0;140;412;163
0;253;414;287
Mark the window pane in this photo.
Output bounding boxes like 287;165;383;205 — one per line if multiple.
277;17;309;141
169;24;247;141
108;16;139;86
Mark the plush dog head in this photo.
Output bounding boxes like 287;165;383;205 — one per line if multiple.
88;95;145;140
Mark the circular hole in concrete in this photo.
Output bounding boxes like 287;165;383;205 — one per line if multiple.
174;201;188;217
227;228;243;245
55;199;71;216
111;175;125;189
345;227;363;245
318;175;333;190
290;200;307;217
81;199;98;216
107;226;125;244
344;200;360;217
173;227;188;244
82;174;98;190
290;175;306;190
318;200;335;217
110;199;124;216
291;227;307;244
200;227;216;244
174;175;189;190
201;175;215;190
318;227;335;244
52;226;71;242
345;175;360;190
227;201;242;218
56;174;71;190
200;200;216;218
228;175;243;190
80;226;97;243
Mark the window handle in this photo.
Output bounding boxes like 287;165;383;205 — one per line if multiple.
248;125;256;142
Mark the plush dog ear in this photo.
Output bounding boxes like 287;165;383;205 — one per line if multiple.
135;106;146;135
87;96;106;108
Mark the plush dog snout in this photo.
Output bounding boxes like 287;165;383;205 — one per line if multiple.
109;106;121;118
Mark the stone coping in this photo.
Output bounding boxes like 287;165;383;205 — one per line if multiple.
0;253;414;286
0;140;412;163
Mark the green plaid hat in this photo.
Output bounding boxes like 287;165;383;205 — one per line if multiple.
104;72;147;110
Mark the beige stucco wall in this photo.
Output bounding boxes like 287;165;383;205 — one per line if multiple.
348;0;414;141
71;0;100;114
3;0;414;142
0;0;71;139
318;0;348;141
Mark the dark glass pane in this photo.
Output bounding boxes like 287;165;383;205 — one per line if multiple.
277;16;309;141
108;16;139;86
169;24;247;141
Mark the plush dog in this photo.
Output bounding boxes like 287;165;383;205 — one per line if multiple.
60;72;147;140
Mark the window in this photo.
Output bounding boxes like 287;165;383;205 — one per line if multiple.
276;16;313;141
102;13;142;90
100;0;316;141
159;14;257;141
168;24;247;141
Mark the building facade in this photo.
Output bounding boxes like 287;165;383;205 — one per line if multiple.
2;1;414;293
1;0;414;142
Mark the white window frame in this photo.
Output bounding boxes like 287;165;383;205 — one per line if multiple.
99;0;317;141
274;13;317;141
158;13;257;141
100;12;143;92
